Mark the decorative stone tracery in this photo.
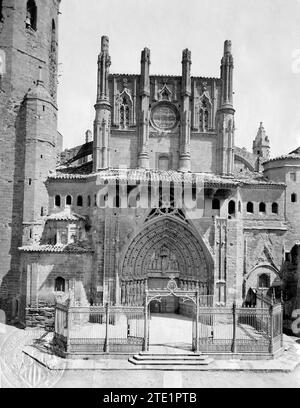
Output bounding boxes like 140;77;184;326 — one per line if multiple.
120;216;213;290
196;94;212;132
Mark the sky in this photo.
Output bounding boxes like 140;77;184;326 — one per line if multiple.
57;0;300;158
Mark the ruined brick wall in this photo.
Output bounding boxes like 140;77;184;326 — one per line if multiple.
0;0;60;321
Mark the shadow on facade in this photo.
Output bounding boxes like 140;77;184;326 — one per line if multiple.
0;101;26;324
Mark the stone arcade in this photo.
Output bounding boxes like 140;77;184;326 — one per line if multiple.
0;1;300;337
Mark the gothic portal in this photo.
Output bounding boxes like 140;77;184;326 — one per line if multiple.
0;4;299;330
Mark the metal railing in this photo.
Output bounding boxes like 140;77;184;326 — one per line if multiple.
193;301;283;355
54;303;145;356
54;299;283;357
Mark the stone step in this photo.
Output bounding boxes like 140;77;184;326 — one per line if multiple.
128;357;214;366
133;354;209;361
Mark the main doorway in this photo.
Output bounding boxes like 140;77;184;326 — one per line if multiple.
149;309;194;351
144;277;199;352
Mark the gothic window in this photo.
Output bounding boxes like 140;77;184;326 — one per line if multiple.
119;96;131;129
26;0;37;30
238;201;242;212
212;198;220;210
198;97;211;132
40;207;44;216
272;202;278;214
77;195;83;207
55;195;61;207
87;195;91;207
247;202;254;213
259;202;266;213
258;274;270;289
291;193;297;203
228;200;235;215
55;277;65;293
66;195;72;206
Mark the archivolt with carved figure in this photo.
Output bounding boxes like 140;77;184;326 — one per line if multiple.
119;216;214;306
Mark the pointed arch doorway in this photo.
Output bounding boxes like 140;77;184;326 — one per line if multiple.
120;215;213;308
120;214;213;350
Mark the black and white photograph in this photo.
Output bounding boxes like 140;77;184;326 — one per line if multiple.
0;0;300;392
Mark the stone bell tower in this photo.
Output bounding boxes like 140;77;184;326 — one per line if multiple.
0;0;61;321
253;122;270;171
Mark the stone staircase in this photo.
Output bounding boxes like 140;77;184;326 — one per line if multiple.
128;346;214;369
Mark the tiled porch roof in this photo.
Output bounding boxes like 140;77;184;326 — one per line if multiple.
48;167;285;188
19;244;94;254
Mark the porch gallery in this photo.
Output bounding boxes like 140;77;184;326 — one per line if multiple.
53;277;283;358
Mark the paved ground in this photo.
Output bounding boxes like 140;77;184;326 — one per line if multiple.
1;322;300;388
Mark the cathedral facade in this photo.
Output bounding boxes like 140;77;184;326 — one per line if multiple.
0;1;299;329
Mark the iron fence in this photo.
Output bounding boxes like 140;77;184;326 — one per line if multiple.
193;302;283;355
53;304;145;356
53;298;283;357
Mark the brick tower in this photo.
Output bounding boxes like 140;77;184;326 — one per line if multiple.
0;0;61;322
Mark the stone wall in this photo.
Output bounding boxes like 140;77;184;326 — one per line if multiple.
20;252;93;328
0;0;60;321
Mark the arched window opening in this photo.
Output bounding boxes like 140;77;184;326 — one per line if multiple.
87;195;91;207
199;97;211;132
212;198;220;210
26;0;37;30
114;194;120;208
77;195;83;207
272;202;278;214
290;245;299;265
192;183;197;202
54;277;65;293
158;155;169;171
228;200;235;215
66;195;72;206
259;202;266;213
291;193;297;203
247;202;254;213
258;274;270;289
119;97;130;129
55;195;61;207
